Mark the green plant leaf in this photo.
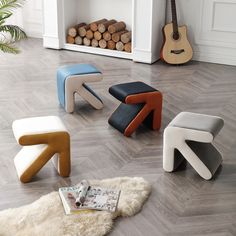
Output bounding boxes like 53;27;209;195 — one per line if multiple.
0;24;27;41
0;11;12;23
0;40;20;54
0;0;25;15
0;0;26;54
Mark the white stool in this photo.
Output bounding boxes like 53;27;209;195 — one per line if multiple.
163;112;224;180
12;116;70;183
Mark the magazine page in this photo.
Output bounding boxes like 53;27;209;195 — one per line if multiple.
80;187;120;212
59;186;81;213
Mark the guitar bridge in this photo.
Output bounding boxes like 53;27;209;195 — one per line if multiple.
171;49;185;54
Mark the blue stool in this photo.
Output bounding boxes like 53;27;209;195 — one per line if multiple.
57;64;103;113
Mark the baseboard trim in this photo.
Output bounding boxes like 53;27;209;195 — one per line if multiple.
43;36;62;49
133;49;159;64
193;49;236;66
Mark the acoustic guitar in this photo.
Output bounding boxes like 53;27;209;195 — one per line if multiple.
161;0;193;65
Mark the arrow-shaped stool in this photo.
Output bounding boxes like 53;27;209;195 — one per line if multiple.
57;64;103;113
108;81;162;137
163;112;224;180
12;116;70;183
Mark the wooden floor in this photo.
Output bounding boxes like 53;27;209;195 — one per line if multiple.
1;38;236;235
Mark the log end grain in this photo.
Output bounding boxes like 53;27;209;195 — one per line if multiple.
67;35;75;44
86;30;94;40
116;41;124;51
91;39;99;47
68;27;77;38
99;39;107;49
94;31;102;41
103;31;111;41
121;31;132;44
83;37;91;46
75;36;83;45
78;25;90;37
124;42;132;53
107;40;116;50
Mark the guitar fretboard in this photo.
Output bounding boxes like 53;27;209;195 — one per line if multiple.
171;0;179;39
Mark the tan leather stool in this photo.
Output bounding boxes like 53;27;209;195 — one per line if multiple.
12;116;70;183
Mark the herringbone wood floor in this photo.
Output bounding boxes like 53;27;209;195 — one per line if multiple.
0;38;236;236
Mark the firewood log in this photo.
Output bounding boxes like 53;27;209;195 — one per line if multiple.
90;19;107;32
83;37;91;46
107;40;116;50
99;39;107;49
68;28;77;38
86;30;94;40
91;39;99;47
75;36;83;45
124;42;132;53
78;25;90;37
121;31;131;44
94;31;102;41
67;35;75;44
68;23;86;37
98;20;117;33
116;41;124;51
103;31;111;41
112;30;128;43
108;21;126;34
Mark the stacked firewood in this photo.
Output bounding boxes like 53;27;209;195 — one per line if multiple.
66;19;132;53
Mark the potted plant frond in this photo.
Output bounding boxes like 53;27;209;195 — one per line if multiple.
0;0;27;54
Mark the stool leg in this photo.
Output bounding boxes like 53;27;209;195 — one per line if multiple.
15;146;55;183
52;151;71;177
65;88;75;113
124;105;150;136
78;87;103;109
152;92;162;130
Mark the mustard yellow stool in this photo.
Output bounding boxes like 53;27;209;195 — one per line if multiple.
12;116;70;183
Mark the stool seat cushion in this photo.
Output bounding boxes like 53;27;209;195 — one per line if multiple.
169;112;224;138
12;116;67;143
109;81;157;103
57;64;101;108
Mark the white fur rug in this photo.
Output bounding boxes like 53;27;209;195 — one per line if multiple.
0;177;151;236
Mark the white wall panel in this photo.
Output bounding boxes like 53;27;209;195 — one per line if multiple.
213;2;236;32
21;0;43;38
7;0;43;38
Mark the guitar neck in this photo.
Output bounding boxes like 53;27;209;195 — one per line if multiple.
171;0;179;35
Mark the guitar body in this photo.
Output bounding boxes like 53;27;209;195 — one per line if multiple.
161;23;193;65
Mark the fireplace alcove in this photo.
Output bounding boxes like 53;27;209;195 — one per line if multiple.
42;0;166;64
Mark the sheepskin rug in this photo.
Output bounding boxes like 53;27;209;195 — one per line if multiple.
0;177;151;236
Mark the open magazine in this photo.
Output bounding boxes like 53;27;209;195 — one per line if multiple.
59;180;121;215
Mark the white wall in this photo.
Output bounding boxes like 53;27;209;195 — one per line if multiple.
8;0;43;38
75;0;133;30
167;0;236;66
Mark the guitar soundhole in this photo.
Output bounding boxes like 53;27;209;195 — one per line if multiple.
171;49;185;55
